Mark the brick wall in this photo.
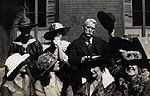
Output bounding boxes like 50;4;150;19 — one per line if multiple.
0;0;124;66
59;0;124;42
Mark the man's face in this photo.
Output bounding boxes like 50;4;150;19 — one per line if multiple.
125;65;138;76
83;22;96;38
90;66;103;78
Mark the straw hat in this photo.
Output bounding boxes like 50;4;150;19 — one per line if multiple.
5;53;30;77
44;23;70;40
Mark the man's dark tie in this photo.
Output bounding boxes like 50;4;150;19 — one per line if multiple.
87;41;92;50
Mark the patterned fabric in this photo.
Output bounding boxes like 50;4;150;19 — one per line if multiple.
115;75;147;96
37;52;58;72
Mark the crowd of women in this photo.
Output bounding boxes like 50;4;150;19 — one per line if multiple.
1;11;150;96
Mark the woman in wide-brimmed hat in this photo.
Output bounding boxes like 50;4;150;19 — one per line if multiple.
9;15;43;59
35;22;73;96
8;16;43;81
1;53;35;96
113;50;150;96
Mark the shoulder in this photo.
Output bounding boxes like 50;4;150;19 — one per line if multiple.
94;36;104;40
69;37;81;46
93;36;107;44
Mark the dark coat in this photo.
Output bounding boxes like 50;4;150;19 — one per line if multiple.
67;34;109;66
8;35;43;80
67;34;109;94
8;35;43;61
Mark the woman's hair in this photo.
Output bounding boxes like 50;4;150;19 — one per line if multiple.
44;41;56;53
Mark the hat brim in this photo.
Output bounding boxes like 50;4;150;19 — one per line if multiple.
110;37;133;51
14;23;38;28
82;57;112;68
97;11;116;32
116;59;150;68
44;27;70;40
6;54;30;77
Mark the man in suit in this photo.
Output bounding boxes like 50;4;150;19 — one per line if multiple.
67;18;112;95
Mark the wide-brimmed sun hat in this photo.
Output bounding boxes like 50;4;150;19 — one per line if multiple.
44;22;70;40
5;53;30;77
117;59;150;69
97;11;116;34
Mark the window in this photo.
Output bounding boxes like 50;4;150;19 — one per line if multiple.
27;0;59;27
124;0;150;27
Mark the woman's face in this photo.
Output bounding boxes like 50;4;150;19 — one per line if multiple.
125;65;139;76
54;34;63;40
90;66;103;78
53;34;63;46
18;26;32;34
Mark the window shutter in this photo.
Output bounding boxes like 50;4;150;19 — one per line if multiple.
46;0;56;26
124;0;132;27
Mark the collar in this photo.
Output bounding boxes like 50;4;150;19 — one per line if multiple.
82;34;93;44
13;38;36;48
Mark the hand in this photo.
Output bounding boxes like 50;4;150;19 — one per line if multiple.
81;56;91;63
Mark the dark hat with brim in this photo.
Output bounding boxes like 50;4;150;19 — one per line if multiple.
116;59;150;69
14;16;38;28
15;23;38;28
82;57;112;68
44;23;70;40
97;11;116;34
110;37;133;51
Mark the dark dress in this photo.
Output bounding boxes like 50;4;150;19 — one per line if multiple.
8;35;43;80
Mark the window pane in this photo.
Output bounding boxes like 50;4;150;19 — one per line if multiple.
26;0;58;27
146;0;150;26
132;0;142;26
28;0;35;23
38;0;46;27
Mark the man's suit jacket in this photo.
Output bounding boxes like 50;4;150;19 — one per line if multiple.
67;34;109;66
66;34;110;94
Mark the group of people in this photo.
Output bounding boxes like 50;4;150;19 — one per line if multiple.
1;11;150;96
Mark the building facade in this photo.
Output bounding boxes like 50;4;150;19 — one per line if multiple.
0;0;150;66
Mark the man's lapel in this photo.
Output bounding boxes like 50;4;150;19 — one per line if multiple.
77;36;90;55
